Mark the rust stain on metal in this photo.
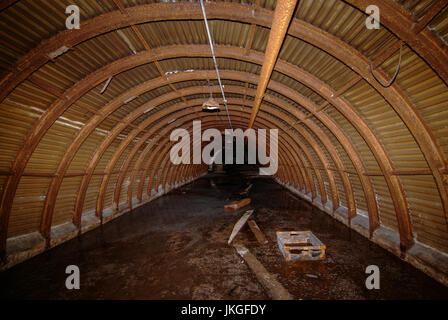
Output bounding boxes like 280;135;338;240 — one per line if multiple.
248;0;298;129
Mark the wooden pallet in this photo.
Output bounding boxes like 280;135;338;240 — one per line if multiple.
276;231;326;262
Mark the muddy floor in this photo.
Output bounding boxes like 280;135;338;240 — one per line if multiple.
1;168;448;300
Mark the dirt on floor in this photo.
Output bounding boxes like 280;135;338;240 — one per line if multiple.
1;168;448;300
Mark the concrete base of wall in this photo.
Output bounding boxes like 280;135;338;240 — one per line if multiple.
1;173;207;272
275;178;448;287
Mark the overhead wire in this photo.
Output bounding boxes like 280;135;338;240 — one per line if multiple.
200;0;233;129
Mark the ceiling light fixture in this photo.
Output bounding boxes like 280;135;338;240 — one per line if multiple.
200;0;232;128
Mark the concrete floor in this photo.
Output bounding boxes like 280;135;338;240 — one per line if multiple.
1;168;448;299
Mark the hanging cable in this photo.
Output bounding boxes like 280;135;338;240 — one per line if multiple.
200;0;233;129
370;41;403;88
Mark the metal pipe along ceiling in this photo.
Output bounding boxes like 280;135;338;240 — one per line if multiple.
248;0;298;129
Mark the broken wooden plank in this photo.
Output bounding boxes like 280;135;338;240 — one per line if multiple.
248;219;268;244
228;209;253;245
224;197;251;210
234;244;293;300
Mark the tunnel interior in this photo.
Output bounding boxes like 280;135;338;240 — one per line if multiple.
1;0;448;299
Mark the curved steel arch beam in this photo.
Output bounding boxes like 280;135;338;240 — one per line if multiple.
0;2;444;186
137;117;311;200
344;0;448;86
153;121;297;206
134;119;297;205
0;3;444;227
143;124;302;204
134;112;325;206
37;67;373;241
38;68;362;238
1;42;419;252
137;118;311;207
0;47;394;254
88;90;340;217
66;78;375;239
125;113;309;210
126;114;311;208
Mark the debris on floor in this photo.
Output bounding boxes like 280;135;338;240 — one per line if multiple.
224;197;251;210
228;209;254;244
277;231;326;262
247;219;268;244
234;244;294;300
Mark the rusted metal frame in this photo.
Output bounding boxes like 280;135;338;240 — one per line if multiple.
169;163;183;188
35;1;434;222
96;109;204;217
365;59;448;231
291;163;304;190
51;71;216;220
0;45;382;257
412;1;448;34
344;0;448;86
133;115;307;204
0;0;424;240
286;112;380;231
236;111;321;199
0;50;173;249
286;130;326;202
41;77;340;240
0;0;422;245
75;127;176;227
254;78;378;227
247;0;298;129
28;76;137;129
292;124;347;212
151;123;299;202
111;110;194;210
171;154;210;188
345;15;448;234
129;120;247;210
244;0;260;56
108;83;343;213
299;75;362;122
0;58;12;70
244;74;369;214
66;2;441;227
48;83;197;230
141;135;202;205
41;92;187;238
162;127;295;191
133;115;305;205
177;163;191;185
64;78;327;225
2;42;412;250
102;109;240;214
119;114;216;210
168;162;185;188
142;121;247;197
234;50;412;248
112;0;189;106
366;169;447;176
282;121;333;203
280;12;445;237
158;139;217;193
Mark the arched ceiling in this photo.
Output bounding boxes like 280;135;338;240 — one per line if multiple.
0;0;447;268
